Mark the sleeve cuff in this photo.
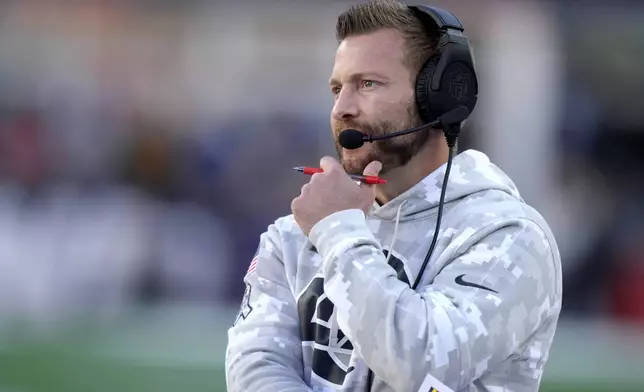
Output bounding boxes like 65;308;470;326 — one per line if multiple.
308;209;377;258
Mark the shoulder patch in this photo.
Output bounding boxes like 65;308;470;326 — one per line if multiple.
246;256;258;275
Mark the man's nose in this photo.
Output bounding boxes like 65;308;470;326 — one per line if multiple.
332;89;359;121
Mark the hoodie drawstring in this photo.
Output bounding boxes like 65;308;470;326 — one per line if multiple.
385;199;407;264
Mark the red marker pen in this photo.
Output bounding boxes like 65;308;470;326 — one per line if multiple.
293;166;386;185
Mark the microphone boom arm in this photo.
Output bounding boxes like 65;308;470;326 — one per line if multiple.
365;121;437;143
338;106;469;150
364;105;468;143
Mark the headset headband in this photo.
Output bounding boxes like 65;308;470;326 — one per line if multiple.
408;5;464;31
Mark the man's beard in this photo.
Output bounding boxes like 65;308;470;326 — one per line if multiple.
333;105;428;176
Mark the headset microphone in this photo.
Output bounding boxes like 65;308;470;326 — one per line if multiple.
337;105;469;150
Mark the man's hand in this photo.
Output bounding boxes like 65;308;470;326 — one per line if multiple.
291;156;382;236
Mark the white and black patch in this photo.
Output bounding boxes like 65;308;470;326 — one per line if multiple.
233;283;253;326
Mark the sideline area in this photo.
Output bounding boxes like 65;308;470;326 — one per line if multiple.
0;304;642;392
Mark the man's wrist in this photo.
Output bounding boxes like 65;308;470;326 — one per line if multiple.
308;209;375;258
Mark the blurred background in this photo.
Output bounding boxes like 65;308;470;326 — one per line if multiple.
0;0;642;391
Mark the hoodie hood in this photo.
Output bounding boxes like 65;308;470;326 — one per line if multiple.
369;149;522;222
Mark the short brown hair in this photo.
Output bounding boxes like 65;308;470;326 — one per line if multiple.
335;0;439;75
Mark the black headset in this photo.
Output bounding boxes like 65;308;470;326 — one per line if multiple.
409;5;478;125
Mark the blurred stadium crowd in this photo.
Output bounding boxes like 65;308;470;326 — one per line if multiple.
0;0;643;330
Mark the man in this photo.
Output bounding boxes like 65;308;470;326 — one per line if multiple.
225;1;562;391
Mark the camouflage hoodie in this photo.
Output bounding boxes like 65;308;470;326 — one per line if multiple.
226;149;562;392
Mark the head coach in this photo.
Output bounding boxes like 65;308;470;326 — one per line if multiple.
225;1;562;391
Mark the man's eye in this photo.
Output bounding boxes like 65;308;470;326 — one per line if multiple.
361;80;376;89
331;86;341;95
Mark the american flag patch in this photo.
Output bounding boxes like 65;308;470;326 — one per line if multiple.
247;256;258;274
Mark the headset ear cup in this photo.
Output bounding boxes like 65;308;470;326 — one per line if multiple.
441;62;478;117
416;57;478;125
415;56;440;124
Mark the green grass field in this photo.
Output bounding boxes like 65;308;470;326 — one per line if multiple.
0;348;641;392
1;350;642;392
0;306;642;392
1;341;642;392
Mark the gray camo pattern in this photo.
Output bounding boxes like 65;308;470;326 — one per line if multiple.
226;149;562;392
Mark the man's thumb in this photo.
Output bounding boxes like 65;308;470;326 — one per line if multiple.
363;161;382;177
